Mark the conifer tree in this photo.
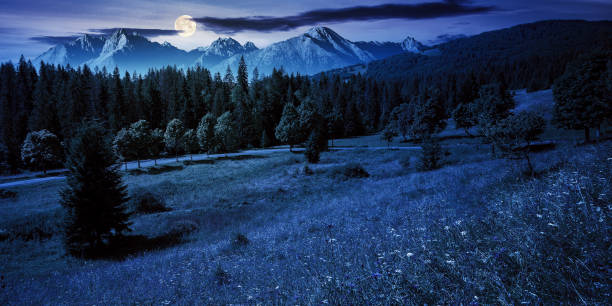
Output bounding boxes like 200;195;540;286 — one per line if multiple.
183;129;199;160
61;120;131;257
275;103;302;151
196;113;217;153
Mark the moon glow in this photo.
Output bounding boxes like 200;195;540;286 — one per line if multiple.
175;15;196;37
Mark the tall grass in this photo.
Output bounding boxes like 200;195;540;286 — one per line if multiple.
0;143;610;304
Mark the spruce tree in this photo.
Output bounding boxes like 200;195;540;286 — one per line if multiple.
60;120;131;257
196;113;216;153
183;129;199;160
275;103;302;151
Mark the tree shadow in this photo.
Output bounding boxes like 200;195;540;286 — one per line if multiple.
84;232;187;260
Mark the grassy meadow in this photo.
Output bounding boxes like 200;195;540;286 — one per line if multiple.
0;91;611;304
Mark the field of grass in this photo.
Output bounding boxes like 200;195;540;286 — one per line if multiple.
1;122;610;304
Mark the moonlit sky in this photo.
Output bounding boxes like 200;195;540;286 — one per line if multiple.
0;0;610;63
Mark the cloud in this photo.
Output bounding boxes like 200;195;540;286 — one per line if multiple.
430;33;468;44
89;28;180;37
30;27;180;45
30;35;85;44
194;1;496;34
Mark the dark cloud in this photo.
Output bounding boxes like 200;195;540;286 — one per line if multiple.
430;33;468;44
30;35;85;44
194;1;496;34
89;28;180;37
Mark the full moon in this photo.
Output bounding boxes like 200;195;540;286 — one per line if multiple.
175;15;196;37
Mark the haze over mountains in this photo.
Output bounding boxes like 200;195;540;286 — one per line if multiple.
34;26;426;76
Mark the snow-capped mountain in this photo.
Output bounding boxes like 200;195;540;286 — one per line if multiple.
192;37;258;68
212;27;426;76
85;29;194;73
355;36;425;59
401;36;426;54
33;27;425;75
34;34;106;67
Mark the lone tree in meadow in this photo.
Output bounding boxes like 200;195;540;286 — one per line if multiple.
60;121;131;257
326;108;344;147
20;129;63;175
183;129;199;160
275;102;302;152
553;52;611;142
452;102;477;137
164;119;185;162
493;111;546;177
196;113;216;154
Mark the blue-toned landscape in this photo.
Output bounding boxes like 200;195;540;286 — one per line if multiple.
0;1;610;304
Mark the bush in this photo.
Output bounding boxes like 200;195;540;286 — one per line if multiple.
214;265;231;285
232;232;250;247
305;131;321;163
418;138;443;171
166;219;199;237
128;188;170;214
330;163;370;179
0;189;17;199
398;155;412;169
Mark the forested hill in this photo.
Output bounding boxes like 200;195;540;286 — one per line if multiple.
333;20;612;90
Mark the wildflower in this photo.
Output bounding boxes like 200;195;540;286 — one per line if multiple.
395;269;402;274
547;223;558;227
322;299;329;304
406;252;414;258
444;226;450;230
446;260;455;264
460;231;467;236
536;214;542;218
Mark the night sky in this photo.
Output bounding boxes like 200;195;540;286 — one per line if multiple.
0;0;610;62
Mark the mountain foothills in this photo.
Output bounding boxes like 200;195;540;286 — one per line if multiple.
34;26;425;76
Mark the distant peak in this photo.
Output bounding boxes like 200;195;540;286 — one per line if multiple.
306;26;335;37
401;36;425;53
243;41;258;51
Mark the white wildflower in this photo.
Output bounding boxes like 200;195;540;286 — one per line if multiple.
406;252;414;258
461;231;467;236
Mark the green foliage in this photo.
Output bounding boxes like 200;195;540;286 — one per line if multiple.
275;102;302;151
196;113;217;153
214;112;238;153
330;163;370;179
20;129;63;174
60;121;131;257
409;89;447;140
387;103;413;141
149;128;165;164
128;188;170;215
305;131;321;163
381;126;395;147
553;52;612;141
417;137;443;171
472;84;515;142
452;102;476;136
183;129;199;158
493;111;546;176
164;119;185;160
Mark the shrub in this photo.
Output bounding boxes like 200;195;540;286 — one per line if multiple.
128;188;170;214
330;163;370;179
418;138;443;171
214;265;230;285
398;155;411;169
232;232;250;247
0;189;17;199
305;131;321;163
166;219;199;237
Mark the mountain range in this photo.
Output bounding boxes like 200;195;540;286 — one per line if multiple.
34;26;427;76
